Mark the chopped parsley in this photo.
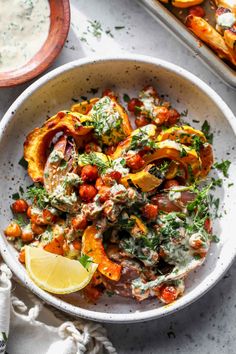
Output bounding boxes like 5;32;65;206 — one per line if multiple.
87;20;103;38
18;157;28;170
180;109;188;117
191;135;203;152
79;254;93;270
180;147;187;158
26;184;49;209
114;26;125;30
214;160;231;177
201;120;213;143
12;192;20;200
79;152;111;174
130;128;156;151
123;93;130;102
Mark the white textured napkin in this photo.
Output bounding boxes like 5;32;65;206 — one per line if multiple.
0;261;116;354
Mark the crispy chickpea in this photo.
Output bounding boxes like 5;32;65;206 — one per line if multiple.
135;115;150;128
189;5;205;17
31;222;46;235
160;285;178;304
19;249;25;264
85;142;101;153
107;171;122;182
142;204;158;220
142;85;158;97
98;186;111;203
105;146;116;156
4;222;22;238
21;229;34;242
72;239;82;251
166;108;180;126
95;177;105;190
163;179;179;189
72;215;87;230
79;184;97;202
26;206;32;218
127;98;143;114
126;153;145;171
11;199;28;213
42;209;57;224
81;164;98;182
102;88;117;100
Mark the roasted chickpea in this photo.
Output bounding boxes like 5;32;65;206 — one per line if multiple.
102;88;117;100
105;146;116;156
98;186;111;203
189;5;205;17
159;285;178;304
163;179;179;189
135;115;150;128
127;98;142;114
42;209;57;224
11;199;28;213
18;249;25;264
72;239;82;251
166;108;180;126
85;142;101;153
21;229;34;242
72;215;87;230
81;164;99;182
95;177;105;190
107;171;122;182
26;206;32;218
142;204;158;220
79;184;97;202
4;222;22;238
126;153;145;171
31;223;46;235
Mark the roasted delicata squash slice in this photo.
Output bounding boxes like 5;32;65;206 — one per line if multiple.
89;96;132;146
82;225;121;281
186;15;236;65
73;96;132;146
112;124;158;159
157;125;206;145
24;111;93;183
143;140;202;178
172;0;204;8
121;164;163;192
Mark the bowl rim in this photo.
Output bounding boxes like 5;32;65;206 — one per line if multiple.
0;0;70;88
0;54;236;323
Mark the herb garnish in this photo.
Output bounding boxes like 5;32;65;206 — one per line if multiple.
87;20;103;38
79;152;111;174
18;157;28;170
123;93;130;102
201;120;213;143
79;254;93;270
26;184;49;209
130;129;156;151
214;160;231;177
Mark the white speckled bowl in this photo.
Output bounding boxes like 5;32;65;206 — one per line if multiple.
0;55;236;323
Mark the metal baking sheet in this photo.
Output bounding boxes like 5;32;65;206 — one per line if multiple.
139;0;236;89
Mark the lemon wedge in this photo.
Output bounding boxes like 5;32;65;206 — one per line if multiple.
25;246;97;294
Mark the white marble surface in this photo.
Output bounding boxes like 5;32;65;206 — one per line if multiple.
0;0;236;353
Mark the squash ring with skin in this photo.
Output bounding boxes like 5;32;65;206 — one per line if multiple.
72;96;133;146
24;111;93;183
82;225;122;281
143;140;202;179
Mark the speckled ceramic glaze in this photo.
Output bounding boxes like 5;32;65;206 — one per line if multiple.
0;55;236;323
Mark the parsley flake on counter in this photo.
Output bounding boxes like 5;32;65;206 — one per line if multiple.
201;120;213;143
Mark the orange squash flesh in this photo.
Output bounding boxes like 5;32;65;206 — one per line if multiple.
82;225;121;281
24;111;92;183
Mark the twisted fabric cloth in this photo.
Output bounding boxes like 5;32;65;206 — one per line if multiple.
0;262;116;354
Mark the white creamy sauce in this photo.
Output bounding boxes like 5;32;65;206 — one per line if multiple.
217;12;236;28
0;0;50;72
